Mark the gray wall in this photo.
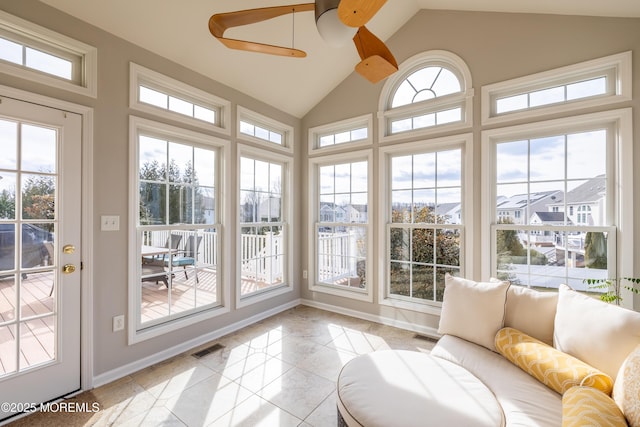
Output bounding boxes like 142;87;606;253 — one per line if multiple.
0;0;303;377
301;10;640;327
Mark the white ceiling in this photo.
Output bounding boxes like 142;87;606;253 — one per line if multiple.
40;0;640;118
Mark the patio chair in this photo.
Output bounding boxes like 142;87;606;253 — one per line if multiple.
167;235;203;282
143;233;182;265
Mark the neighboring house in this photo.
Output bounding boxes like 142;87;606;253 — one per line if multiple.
546;175;606;227
496;191;563;224
435;202;462;224
319;203;347;223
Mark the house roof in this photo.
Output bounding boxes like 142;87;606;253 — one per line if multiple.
532;211;570;223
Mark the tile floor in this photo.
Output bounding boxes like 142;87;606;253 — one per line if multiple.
7;305;436;427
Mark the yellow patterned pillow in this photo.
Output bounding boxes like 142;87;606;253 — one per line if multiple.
495;327;614;395
613;344;640;427
563;386;628;427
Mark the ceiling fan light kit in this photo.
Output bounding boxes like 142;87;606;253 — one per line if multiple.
209;0;398;83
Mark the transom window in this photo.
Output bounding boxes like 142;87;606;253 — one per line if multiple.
237;106;293;153
378;51;473;142
309;114;373;154
0;11;97;97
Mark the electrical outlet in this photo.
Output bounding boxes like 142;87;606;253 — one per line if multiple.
303;270;308;279
113;315;125;332
101;215;120;231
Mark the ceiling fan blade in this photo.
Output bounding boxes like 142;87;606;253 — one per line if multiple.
209;3;314;57
352;25;398;83
338;0;387;27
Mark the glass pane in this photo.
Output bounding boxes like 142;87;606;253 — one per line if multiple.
25;47;72;80
319;135;334;147
437;149;461;187
431;68;461;96
496;140;528;183
530;135;565;181
351;162;367;193
391;190;412;223
412;264;434;300
0;173;17;220
334;163;350;193
335;131;350;144
413;190;435;223
567;130;606;180
21;223;51;269
255;126;269;141
20;270;54;317
389;262;410;296
139;182;166;225
21;174;56;220
496;94;528;114
391;156;412;190
139;136;167;180
169;185;193;224
21;316;56;368
0;275;16;321
269;132;282;145
0;119;18;169
530;86;565;107
195;186;214;224
437;229;460;267
168;96;193;117
168;142;192;184
391;118;412;134
436;108;462;124
0;37;22;64
239;121;254;136
351;128;367;141
139;86;167;109
319;195;335;223
567;77;607;100
0;224;15;272
194;105;216;123
240;190;257;223
0;324;17;376
529;182;564;225
193;147;215;187
21;124;56;173
412;228;434;264
407;67;440;92
254;161;269;190
413;153;435;189
392;81;417;108
389;228;410;262
241;226;285;295
413;113;435;129
319;165;335;195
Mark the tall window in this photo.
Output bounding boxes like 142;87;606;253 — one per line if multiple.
239;150;290;301
378;51;473;142
129;117;227;342
386;144;464;303
482;109;633;303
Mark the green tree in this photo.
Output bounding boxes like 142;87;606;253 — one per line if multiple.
0;189;15;220
584;231;607;269
22;175;55;232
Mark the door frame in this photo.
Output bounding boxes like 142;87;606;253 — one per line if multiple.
0;84;95;392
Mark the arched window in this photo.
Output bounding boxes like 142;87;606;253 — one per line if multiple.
378;51;473;142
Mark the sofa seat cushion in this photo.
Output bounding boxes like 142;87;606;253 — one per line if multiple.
495;327;613;395
337;350;504;427
562;386;628;427
432;334;562;427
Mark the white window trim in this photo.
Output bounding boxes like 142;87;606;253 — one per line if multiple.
128;115;231;344
129;62;231;135
236;143;294;308
378;133;474;314
308;114;373;155
480;108;634;308
481;51;632;126
237;106;294;154
308;149;374;302
378;50;474;144
0;10;97;98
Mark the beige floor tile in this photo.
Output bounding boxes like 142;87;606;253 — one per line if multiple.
196;343;253;373
208;394;301;427
257;367;335;420
304;391;339;427
216;351;272;381
265;335;325;365
233;356;294;393
295;346;356;382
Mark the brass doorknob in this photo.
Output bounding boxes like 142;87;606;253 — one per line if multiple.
62;264;76;274
63;244;75;254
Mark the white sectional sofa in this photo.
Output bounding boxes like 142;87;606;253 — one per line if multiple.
337;277;640;427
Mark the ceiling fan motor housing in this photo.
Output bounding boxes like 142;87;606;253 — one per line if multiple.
315;0;357;47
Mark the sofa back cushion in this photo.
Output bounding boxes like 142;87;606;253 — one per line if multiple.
438;274;510;351
504;285;557;346
496;327;613;396
554;284;640;380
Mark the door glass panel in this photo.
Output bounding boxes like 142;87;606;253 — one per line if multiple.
0;120;58;377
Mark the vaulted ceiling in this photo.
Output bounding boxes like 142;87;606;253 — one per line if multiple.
40;0;640;118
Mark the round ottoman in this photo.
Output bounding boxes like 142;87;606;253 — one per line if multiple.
337;350;504;427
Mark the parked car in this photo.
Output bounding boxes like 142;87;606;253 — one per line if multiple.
0;223;53;274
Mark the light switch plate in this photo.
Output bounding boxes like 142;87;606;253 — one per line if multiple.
101;215;120;231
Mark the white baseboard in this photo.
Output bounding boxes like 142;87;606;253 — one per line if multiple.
300;298;441;339
92;299;301;388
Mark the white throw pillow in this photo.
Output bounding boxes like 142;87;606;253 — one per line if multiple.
504;285;558;346
554;284;640;380
613;344;640;427
438;274;510;351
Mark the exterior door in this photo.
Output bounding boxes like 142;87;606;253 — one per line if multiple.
0;97;81;421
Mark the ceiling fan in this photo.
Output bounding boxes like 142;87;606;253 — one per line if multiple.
209;0;398;83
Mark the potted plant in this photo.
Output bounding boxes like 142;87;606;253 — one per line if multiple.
583;277;640;305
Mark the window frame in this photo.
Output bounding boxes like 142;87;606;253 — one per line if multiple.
481;108;634;307
237;106;294;154
378;50;474;144
378;133;474;314
308;149;374;302
236;143;294;308
128;115;230;344
129;62;231;134
308;114;373;155
0;10;97;97
481;51;632;126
